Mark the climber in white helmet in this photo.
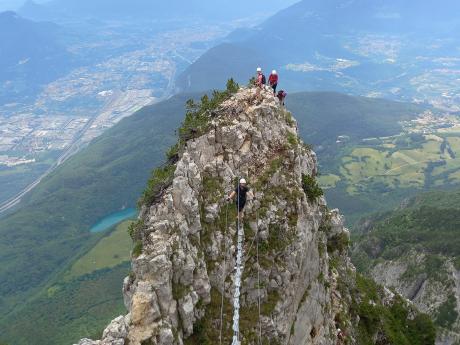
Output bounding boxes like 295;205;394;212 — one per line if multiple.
269;69;278;96
226;178;252;219
255;67;266;88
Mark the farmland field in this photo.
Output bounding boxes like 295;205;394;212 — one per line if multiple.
318;113;460;224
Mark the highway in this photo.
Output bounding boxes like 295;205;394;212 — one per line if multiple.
0;117;95;214
0;80;177;215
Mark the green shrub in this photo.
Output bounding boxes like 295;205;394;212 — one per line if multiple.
226;78;239;94
327;232;350;253
132;241;143;258
166;143;179;163
454;257;460;270
302;174;323;202
179;79;239;144
287;132;298;147
141;80;239;210
127;220;143;241
140;164;176;207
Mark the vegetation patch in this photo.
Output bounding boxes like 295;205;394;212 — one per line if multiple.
184;288;232;345
302;174;324;201
350;274;436;345
128;219;144;241
435;294;459;329
261;290;281;316
132;240;143;258
202;174;224;204
327;232;350;254
172;282;189;301
284;111;296;127
179;79;239;145
286;132;298;147
67;220;133;279
140;164;176;207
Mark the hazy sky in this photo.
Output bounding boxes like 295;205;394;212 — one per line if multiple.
0;0;299;14
0;0;48;11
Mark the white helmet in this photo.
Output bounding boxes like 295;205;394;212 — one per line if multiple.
239;178;247;184
256;67;262;72
272;70;277;74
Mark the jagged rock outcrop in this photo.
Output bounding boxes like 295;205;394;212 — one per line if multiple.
366;251;460;345
77;87;435;345
352;192;460;345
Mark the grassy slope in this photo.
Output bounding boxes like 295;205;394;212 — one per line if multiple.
67;220;133;279
286;92;429;222
3;262;130;345
1;221;133;345
0;93;194;335
353;189;460;262
0;91;428;344
287;92;426;147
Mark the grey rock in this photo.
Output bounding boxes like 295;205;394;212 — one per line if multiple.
79;87;408;345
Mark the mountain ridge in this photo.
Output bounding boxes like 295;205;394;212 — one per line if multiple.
176;0;460;106
76;85;435;345
0;91;430;344
0;11;72;101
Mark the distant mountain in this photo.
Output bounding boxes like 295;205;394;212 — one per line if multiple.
352;189;460;344
177;0;460;104
0;11;72;101
19;0;298;22
0;90;424;344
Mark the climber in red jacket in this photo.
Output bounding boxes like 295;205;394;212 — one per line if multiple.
268;70;278;95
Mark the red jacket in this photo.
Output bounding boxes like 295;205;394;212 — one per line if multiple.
269;74;278;85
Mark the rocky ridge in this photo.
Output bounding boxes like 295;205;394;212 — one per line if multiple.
77;86;435;345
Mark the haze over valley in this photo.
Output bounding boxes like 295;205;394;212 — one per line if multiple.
1;1;460;345
0;1;297;210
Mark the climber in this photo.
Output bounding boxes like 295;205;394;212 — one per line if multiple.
336;328;345;345
277;90;287;106
226;178;252;220
255;67;266;88
268;70;278;95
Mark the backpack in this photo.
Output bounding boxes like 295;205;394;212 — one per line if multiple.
261;74;266;85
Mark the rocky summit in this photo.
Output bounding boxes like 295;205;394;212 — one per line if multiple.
77;86;435;345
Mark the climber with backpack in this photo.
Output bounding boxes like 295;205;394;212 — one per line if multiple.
255;67;266;88
226;178;252;220
277;90;287;106
269;70;278;95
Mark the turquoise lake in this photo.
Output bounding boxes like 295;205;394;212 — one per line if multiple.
90;208;137;233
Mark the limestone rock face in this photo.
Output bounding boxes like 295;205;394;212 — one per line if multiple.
76;87;425;345
368;251;460;345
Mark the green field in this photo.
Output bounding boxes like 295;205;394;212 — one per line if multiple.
318;173;341;188
319;129;460;224
339;136;457;192
67;220;133;279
